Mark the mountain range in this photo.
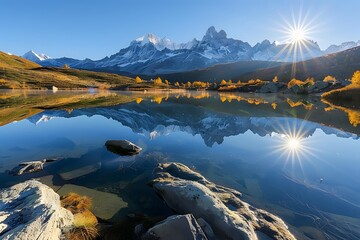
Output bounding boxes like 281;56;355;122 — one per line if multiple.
22;26;360;76
27;101;358;147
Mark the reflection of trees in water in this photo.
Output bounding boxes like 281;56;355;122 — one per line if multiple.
218;93;269;104
348;111;360;127
287;98;313;110
322;99;360;127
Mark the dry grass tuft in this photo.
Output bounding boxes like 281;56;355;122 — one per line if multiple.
65;226;98;240
61;192;93;214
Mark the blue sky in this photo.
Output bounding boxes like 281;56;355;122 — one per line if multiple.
1;0;359;59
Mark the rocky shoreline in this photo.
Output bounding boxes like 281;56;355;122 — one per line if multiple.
0;161;296;240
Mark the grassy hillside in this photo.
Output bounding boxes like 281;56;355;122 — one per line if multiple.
0;52;40;69
235;46;360;82
152;61;284;83
0;51;149;89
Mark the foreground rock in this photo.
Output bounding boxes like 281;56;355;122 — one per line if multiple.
9;158;57;176
143;214;208;240
105;140;142;155
0;180;73;240
150;162;296;240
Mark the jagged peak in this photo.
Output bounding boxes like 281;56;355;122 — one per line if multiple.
203;26;227;41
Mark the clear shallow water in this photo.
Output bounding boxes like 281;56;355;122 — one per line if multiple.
0;90;359;239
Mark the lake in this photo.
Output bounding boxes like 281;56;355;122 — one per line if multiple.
0;90;359;239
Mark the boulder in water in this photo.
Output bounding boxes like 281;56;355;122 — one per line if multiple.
105;140;142;155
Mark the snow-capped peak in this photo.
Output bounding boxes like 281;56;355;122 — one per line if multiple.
132;33;178;50
136;33;160;45
23;50;50;62
325;40;360;54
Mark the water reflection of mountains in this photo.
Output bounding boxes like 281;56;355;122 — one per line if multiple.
28;100;359;147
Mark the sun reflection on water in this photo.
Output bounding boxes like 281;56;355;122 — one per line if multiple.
270;121;320;179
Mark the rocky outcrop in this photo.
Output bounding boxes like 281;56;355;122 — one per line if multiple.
105;140;142;155
143;214;208;240
307;81;330;93
258;82;286;93
0;180;73;240
150;162;296;240
288;84;308;94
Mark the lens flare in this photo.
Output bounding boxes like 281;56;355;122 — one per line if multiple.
274;8;323;78
286;137;301;151
267;119;320;180
289;28;306;43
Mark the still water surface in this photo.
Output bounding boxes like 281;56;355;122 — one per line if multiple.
0;90;359;239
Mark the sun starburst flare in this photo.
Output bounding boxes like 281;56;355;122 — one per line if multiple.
274;8;323;78
268;119;321;180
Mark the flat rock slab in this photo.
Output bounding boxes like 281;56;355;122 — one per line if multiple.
0;180;73;240
143;214;208;240
57;184;128;220
105;140;142;156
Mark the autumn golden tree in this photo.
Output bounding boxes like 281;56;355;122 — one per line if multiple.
351;70;360;85
220;80;227;86
248;79;255;84
135;76;143;83
287;78;304;88
154;77;163;85
304;77;315;85
323;75;336;82
63;64;70;69
164;79;169;85
272;76;279;83
192;81;207;88
174;82;180;87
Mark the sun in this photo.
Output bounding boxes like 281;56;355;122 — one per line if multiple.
289;28;306;43
286;137;301;151
274;9;323;78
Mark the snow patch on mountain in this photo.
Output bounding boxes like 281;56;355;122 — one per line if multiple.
22;50;50;63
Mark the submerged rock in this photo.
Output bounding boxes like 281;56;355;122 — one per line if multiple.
9;158;58;176
0;180;73;240
150;162;296;240
143;214;208;240
105;140;142;155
